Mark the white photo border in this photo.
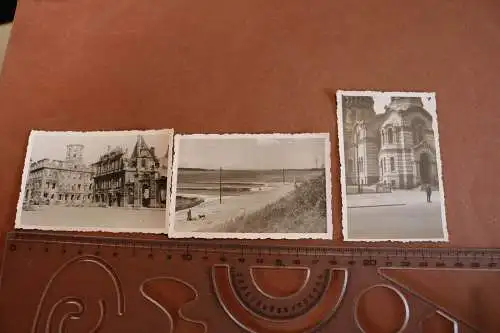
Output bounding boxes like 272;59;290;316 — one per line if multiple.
336;90;449;242
167;133;333;239
14;129;174;234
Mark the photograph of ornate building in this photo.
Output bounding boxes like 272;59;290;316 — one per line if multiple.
16;130;174;233
337;91;447;241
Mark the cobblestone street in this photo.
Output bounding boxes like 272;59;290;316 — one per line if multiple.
346;189;445;239
20;206;167;231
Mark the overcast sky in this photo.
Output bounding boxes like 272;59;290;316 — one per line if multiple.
28;131;171;165
372;94;436;117
177;136;327;170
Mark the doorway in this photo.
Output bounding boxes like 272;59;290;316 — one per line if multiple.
419;152;431;185
142;184;150;207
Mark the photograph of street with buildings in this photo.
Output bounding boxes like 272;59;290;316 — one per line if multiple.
337;91;448;241
168;133;332;239
15;129;174;233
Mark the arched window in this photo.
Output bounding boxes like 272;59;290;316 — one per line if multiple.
390;157;395;172
380;160;384;174
348;159;353;172
387;128;394;144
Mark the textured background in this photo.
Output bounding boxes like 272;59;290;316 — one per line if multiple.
0;0;499;331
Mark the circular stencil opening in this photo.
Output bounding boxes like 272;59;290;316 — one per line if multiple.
355;285;408;333
250;267;309;298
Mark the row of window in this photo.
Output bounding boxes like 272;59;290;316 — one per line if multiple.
96;158;157;174
29;181;92;191
347;156;397;174
95;177;123;190
96;159;124;174
30;169;90;181
355;122;428;146
381;128;400;144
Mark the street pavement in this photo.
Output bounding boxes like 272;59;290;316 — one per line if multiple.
346;190;445;239
347;189;440;208
20;206;167;230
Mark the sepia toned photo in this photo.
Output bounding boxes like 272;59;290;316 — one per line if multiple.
168;133;332;239
15;129;174;233
336;91;448;241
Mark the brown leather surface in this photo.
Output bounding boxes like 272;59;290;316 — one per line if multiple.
0;0;499;331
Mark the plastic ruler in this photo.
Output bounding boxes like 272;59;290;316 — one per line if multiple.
0;231;499;332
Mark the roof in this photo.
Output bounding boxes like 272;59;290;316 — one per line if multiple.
130;135;159;163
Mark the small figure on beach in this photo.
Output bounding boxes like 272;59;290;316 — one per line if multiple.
187;209;193;221
425;184;432;203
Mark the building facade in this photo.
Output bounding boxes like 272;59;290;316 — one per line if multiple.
24;144;93;205
343;96;439;190
92;135;169;208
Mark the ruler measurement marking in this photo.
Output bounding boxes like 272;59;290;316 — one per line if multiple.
6;233;500;271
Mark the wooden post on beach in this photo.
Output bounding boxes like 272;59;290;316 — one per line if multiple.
282;168;285;184
219;167;222;204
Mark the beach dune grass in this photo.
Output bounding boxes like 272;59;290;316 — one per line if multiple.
213;174;327;233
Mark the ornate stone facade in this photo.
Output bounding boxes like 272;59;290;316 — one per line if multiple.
343;96;439;190
92;135;169;208
24;144;93;205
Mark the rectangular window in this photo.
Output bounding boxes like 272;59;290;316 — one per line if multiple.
390;157;395;172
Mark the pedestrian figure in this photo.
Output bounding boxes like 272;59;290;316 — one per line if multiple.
426;184;432;203
187;209;192;221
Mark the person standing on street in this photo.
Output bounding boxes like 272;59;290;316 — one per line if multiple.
426;183;432;203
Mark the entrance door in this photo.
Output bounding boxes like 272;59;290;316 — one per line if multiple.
142;185;150;207
128;188;134;205
419;152;431;184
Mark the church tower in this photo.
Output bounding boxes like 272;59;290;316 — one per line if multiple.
342;96;376;185
66;144;84;165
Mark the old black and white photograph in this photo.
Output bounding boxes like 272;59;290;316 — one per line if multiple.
168;133;332;239
15;129;174;233
336;91;448;241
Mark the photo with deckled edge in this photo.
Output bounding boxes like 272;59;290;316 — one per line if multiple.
15;129;174;234
168;133;333;240
336;90;449;242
